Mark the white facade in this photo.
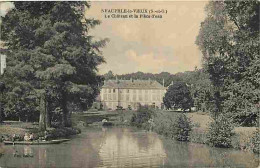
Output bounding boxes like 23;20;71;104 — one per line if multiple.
100;80;166;110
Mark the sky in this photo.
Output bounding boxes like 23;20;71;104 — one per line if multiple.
0;1;208;75
86;1;208;75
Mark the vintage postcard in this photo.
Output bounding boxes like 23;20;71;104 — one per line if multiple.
0;1;259;168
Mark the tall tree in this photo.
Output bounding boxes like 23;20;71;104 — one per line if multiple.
163;81;193;112
103;70;114;80
1;2;107;129
196;1;259;125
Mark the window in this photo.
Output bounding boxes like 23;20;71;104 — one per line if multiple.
113;94;116;100
108;89;111;93
127;89;129;93
133;95;136;101
145;94;148;101
113;89;116;93
104;94;107;101
139;94;142;101
152;95;156;101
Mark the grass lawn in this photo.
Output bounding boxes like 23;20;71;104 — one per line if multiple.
186;112;257;135
0;121;38;136
186;112;212;129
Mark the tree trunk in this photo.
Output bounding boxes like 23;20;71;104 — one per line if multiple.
45;100;51;128
61;92;71;127
0;102;2;123
39;93;46;131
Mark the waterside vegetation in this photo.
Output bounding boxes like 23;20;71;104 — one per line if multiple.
118;107;259;154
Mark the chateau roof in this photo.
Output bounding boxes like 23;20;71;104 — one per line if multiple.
102;79;165;89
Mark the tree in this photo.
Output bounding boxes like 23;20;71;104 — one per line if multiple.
163;81;193;112
103;70;114;80
1;2;107;129
189;68;214;112
196;1;259;125
0;82;5;123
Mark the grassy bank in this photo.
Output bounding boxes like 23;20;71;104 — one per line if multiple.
116;109;259;154
0;121;81;142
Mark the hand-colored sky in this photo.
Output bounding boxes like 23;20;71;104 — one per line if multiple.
1;1;208;75
86;1;208;75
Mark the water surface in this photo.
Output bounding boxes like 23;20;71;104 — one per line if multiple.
0;127;258;167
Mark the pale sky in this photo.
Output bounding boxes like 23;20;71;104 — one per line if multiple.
0;1;208;75
86;1;208;74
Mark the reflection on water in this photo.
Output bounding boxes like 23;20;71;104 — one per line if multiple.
98;128;166;167
0;127;259;168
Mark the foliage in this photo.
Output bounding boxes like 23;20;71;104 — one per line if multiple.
189;69;214;112
163;81;193;111
1;2;107;127
196;0;260;125
250;128;260;154
171;114;193;141
130;106;154;128
103;71;182;87
207;114;234;148
103;70;114;80
147;112;192;141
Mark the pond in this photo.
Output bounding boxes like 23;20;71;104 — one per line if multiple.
0;127;259;168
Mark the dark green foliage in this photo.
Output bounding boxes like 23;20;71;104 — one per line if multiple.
130;107;154;128
171;114;192;141
196;0;260;125
1;2;107;126
207;114;233;148
132;111;192;142
103;71;182;87
189;69;214;112
251;128;260;154
29;127;81;140
163;81;193;111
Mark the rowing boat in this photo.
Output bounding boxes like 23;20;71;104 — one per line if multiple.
3;139;70;145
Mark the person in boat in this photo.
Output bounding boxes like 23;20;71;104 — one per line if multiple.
29;133;34;141
44;131;49;141
12;134;18;142
24;133;30;141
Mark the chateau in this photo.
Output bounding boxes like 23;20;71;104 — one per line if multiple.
100;79;166;110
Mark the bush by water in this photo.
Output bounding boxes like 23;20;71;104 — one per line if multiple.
207;114;233;148
130;109;193;142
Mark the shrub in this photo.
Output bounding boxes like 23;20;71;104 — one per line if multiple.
189;128;207;144
171;114;193;141
130;107;154;128
207;114;234;148
250;128;260;154
153;114;173;137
